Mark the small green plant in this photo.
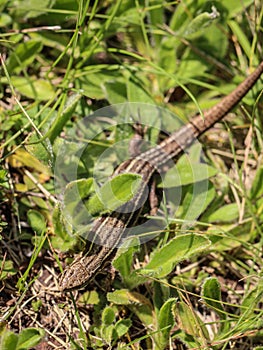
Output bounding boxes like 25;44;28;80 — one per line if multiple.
0;325;44;350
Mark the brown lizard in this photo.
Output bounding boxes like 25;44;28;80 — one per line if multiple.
59;61;263;292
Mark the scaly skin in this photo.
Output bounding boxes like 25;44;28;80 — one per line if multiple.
59;62;263;292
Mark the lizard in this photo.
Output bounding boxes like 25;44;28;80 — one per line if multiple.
59;61;263;292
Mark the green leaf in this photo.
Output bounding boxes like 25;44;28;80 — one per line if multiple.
29;31;67;52
161;160;217;188
31;299;42;312
60;178;95;240
108;290;154;328
6;40;43;73
17;328;45;349
202;277;225;319
11;76;55;101
206;203;239;223
0;13;12;27
107;289;150;306
8;148;50;175
27;209;46;235
46;92;82;143
0;169;7;184
114;319;131;338
250;166;263;199
228;20;252;59
140;234;211;278
158;37;178;77
0;259;16;280
77;69;122;100
223;0;254;18
209;222;251;251
176;58;208;81
241;279;263;316
127;77;154;103
78;290;100;306
87;173;142;216
152;281;171;313
10;0;52;19
178;181;216;221
0;328;44;350
0;330;19;349
64;179;94;208
147;1;164;47
113;237;144;288
174;330;200;349
156;298;176;348
100;324;115;344
102;306;115;326
114;237;140;277
25;133;53;166
105;81;127;104
51;205;78;251
182;6;219;40
174;301;210;340
107;289;133;305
